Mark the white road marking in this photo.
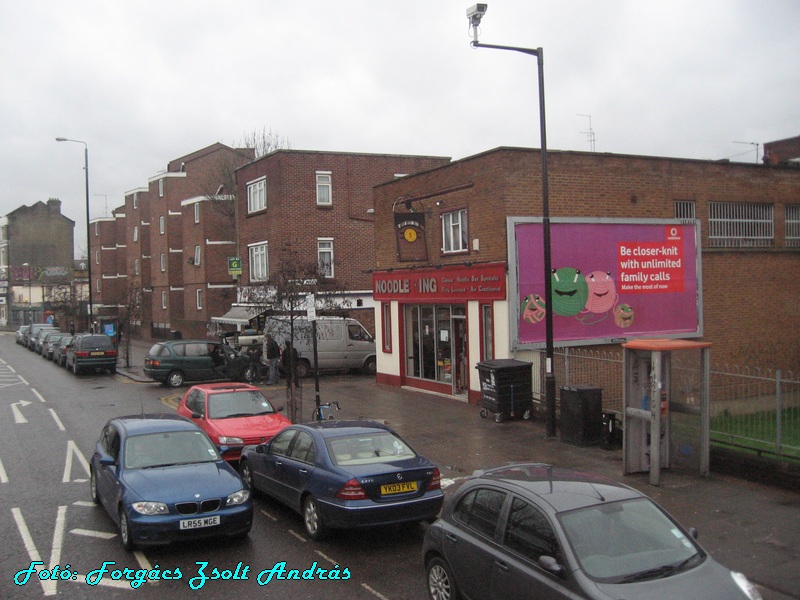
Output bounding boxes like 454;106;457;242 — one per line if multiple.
288;529;307;542
259;508;278;521
314;550;339;566
362;583;392;599
69;528;117;540
11;505;67;596
62;440;91;483
0;457;7;483
33;388;46;402
49;409;66;431
12;399;31;423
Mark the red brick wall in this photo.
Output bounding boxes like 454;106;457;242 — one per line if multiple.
373;148;800;371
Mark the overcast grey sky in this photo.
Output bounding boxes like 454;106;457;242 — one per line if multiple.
2;0;798;258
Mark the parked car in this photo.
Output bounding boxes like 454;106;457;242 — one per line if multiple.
28;324;58;351
65;333;118;375
51;334;73;366
176;383;291;463
90;413;253;550
41;331;67;359
422;463;762;600
239;420;444;540
143;339;250;388
16;325;30;345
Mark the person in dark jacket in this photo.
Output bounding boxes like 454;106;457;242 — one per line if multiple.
264;334;281;385
281;340;300;387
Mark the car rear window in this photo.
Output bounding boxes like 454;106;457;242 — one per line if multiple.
326;432;416;466
79;335;114;349
148;343;170;357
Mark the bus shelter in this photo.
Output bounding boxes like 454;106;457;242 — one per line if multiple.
622;339;712;485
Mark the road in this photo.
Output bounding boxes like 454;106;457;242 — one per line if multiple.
0;336;427;599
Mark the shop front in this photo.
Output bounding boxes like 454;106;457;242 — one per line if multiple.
373;262;507;403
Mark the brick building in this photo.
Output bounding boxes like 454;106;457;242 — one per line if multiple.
93;143;254;339
0;199;75;327
222;150;451;333
371;147;800;403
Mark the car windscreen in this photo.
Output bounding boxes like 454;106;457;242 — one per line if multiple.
559;498;702;583
208;390;276;419
124;431;219;469
326;432;417;466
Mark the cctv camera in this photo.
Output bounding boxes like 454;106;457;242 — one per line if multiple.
466;4;488;23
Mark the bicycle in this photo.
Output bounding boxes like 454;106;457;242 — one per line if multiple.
312;401;340;420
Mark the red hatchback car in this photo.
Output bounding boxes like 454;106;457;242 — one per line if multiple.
176;383;291;463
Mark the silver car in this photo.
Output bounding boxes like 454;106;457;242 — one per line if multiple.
423;463;762;600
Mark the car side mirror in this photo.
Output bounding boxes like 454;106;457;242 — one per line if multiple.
538;556;566;579
275;404;285;413
256;444;268;454
98;455;116;467
689;527;699;540
191;411;204;420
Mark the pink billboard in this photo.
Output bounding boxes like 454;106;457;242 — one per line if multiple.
511;218;702;347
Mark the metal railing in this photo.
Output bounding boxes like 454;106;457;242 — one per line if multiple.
523;347;799;460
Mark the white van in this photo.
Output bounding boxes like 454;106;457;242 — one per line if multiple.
235;317;376;378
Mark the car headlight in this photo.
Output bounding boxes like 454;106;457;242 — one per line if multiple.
131;501;169;516
731;572;762;600
227;489;250;506
218;436;244;445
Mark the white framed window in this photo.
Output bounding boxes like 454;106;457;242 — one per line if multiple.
786;205;800;248
159;216;165;234
194;203;200;223
708;201;774;248
247;177;267;213
316;171;332;206
442;208;468;253
196;289;203;310
193;245;201;266
95;222;99;236
160;253;166;272
134;258;140;275
318;238;334;278
158;178;164;197
248;242;269;282
96;278;101;292
133;193;138;209
161;290;167;309
133;225;139;242
95;250;100;264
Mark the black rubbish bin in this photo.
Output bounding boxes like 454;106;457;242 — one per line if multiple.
171;330;182;340
476;359;533;423
560;385;603;446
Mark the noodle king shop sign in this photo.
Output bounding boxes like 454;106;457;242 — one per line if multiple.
373;263;506;303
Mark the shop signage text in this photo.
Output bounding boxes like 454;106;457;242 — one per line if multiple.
373;263;506;302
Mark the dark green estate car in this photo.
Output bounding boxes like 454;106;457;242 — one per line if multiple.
143;339;250;388
65;334;118;375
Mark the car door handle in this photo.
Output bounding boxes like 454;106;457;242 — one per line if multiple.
299;469;308;474
275;461;283;467
494;560;509;572
444;533;458;544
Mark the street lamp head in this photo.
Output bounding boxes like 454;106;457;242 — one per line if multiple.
55;137;68;142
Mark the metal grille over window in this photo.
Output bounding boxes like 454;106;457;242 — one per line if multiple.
708;201;774;248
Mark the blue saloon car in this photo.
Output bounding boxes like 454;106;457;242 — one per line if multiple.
90;414;253;549
239;420;444;540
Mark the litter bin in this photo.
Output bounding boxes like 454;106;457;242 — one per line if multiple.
560;385;603;446
476;359;533;423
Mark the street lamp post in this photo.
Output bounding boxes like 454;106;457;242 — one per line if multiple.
467;4;557;437
22;262;32;324
56;137;93;331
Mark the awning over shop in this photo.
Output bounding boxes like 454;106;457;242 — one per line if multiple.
211;306;259;325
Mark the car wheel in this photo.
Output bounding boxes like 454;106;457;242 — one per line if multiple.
303;495;327;541
295;360;311;379
427;556;460;600
166;370;185;387
118;507;134;550
363;356;377;375
523;408;532;420
90;468;100;504
239;460;256;495
109;366;117;375
72;361;81;376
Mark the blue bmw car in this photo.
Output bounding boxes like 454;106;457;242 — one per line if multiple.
239;420;444;540
90;414;253;550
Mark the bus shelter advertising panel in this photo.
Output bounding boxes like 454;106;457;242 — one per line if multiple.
509;218;702;348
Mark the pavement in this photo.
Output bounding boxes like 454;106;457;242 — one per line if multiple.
117;338;800;600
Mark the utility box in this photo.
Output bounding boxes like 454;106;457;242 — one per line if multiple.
560;385;603;446
476;359;533;423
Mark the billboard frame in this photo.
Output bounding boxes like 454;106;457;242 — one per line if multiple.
507;217;703;350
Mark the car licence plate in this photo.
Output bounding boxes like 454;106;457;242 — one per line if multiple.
380;481;418;495
179;516;220;530
90;351;106;356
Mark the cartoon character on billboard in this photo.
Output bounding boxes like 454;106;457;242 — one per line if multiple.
520;293;547;324
551;267;589;317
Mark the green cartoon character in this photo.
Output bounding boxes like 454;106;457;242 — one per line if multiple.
551;267;589;317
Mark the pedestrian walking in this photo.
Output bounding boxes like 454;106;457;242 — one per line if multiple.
264;334;281;385
282;340;300;387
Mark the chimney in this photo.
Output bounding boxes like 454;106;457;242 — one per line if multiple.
47;198;62;214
